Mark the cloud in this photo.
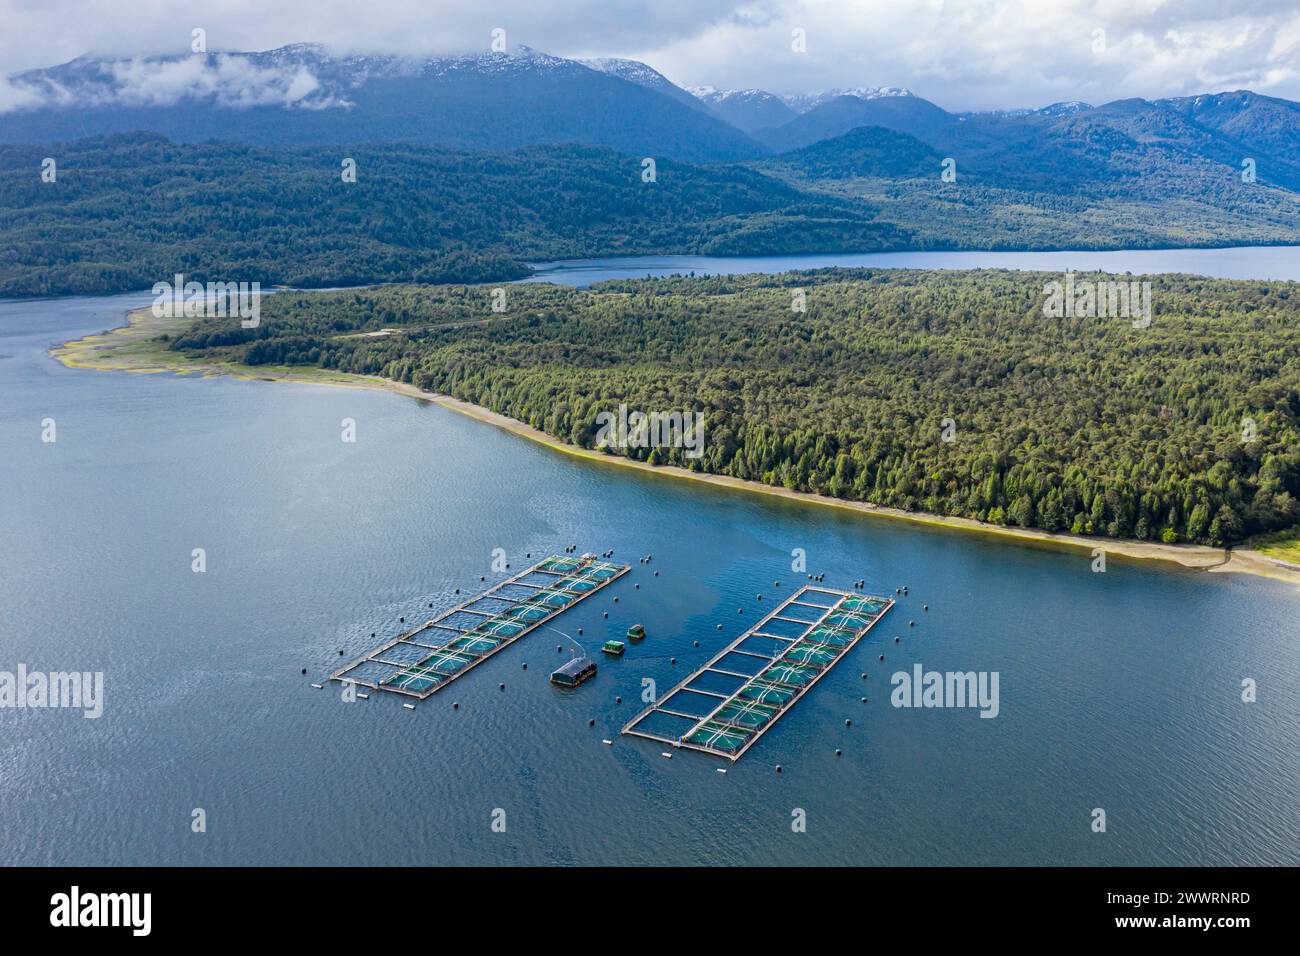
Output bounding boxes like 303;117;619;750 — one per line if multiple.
0;53;344;114
1;0;1298;111
104;56;328;108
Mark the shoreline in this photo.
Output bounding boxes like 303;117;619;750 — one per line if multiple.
52;307;1300;589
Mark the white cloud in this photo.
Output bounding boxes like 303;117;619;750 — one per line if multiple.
1;0;1298;111
103;57;327;108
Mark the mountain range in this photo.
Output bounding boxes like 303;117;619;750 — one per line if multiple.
4;43;1297;184
2;43;1298;298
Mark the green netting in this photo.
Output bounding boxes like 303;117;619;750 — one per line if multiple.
824;611;872;629
784;641;838;666
509;604;552;621
539;557;583;572
685;720;751;751
736;679;797;705
477;617;527;636
448;634;502;654
715;698;778;729
387;672;441;693
761;662;819;686
535;589;574;607
805;626;855;647
842;597;887;613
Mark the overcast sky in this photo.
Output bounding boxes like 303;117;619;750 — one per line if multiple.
2;0;1298;110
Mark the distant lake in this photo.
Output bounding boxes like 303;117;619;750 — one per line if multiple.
526;245;1300;286
2;288;1298;866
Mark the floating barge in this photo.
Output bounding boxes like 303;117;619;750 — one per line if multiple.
330;554;629;699
621;585;893;760
550;657;597;687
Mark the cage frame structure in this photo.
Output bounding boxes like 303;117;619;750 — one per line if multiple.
330;554;629;700
621;585;894;760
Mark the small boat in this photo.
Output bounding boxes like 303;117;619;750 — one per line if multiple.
550;657;597;687
602;640;626;656
626;624;646;640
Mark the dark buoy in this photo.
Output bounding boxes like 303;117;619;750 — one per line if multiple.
894;637;900;643
499;683;505;690
577;628;583;635
909;621;915;627
860;673;867;679
635;583;639;589
670;657;676;664
861;697;867;703
399;617;404;623
557;645;562;652
455;589;459;595
588;718;595;726
604;612;609;619
613;597;618;603
522;663;527;670
879;654;885;661
453;702;459;709
757;594;762;600
693;640;699;647
844;718;851;726
301;668;307;674
371;632;376;638
615;696;622;704
428;602;433;608
716;624;722;630
924;604;929;611
481;576;485;581
654;571;659;576
738;608;743;614
775;765;782;773
339;650;344;656
835;749;842;757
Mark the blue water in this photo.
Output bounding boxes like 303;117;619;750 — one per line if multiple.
526;245;1300;286
0;287;1297;866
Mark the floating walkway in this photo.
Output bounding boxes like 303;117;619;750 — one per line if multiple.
621;585;893;760
330;555;628;699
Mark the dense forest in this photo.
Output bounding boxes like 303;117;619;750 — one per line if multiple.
165;269;1300;546
0;134;898;298
5;131;1299;298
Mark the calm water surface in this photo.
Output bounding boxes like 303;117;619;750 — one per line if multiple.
526;245;1300;285
0;284;1297;866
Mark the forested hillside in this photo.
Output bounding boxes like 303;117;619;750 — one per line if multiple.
0;135;898;297
163;270;1300;545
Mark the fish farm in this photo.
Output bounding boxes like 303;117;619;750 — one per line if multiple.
330;554;629;699
621;585;894;760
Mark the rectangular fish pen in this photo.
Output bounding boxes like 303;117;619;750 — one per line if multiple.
621;585;894;760
330;554;629;699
